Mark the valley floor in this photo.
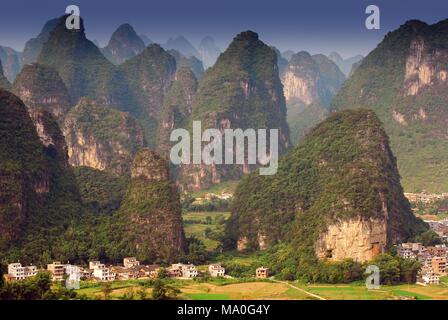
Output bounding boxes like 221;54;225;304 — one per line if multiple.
75;277;448;300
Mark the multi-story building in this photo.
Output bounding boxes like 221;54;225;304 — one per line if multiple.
181;264;198;278
209;264;225;277
92;264;116;281
7;263;38;281
47;262;67;281
420;273;440;285
431;257;447;275
256;267;269;279
89;261;102;270
123;257;140;269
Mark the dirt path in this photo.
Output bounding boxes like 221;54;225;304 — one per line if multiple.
271;279;327;300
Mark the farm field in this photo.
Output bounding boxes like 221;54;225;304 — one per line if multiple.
74;278;448;300
182;211;230;250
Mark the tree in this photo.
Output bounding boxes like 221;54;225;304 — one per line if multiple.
414;230;442;246
0;264;4;288
101;282;113;300
370;254;401;285
151;280;167;300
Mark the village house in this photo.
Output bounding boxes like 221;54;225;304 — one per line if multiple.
111;266;139;280
431;257;447;275
181;264;198;278
6;263;38;281
47;262;66;282
123;257;140;269
419;273;440;285
256;267;269;279
168;263;198;278
89;261;102;270
209;264;225;277
138;265;160;278
92;263;116;281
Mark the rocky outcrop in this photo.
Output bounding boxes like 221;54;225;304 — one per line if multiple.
12;63;71;122
0;46;22;83
282;52;345;144
227;109;425;261
102;23;146;65
404;37;448;96
198;36;221;68
0;60;11;90
22;18;59;65
157;66;198;156
168;49;204;80
38;15;134;110
0;89;81;253
63;98;146;175
314;217;387;262
328;52;363;77
331;19;448;193
120;44;176;120
177;31;290;191
163;35;200;59
115;148;186;262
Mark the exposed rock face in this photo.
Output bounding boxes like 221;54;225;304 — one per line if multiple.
168;49;204;80
329;52;363;77
0;89;81;253
163;35;200;59
38;16;134;110
0;60;11;90
282;51;345;144
227;109;425;261
178;31;290;191
22;18;59;65
0;89;48;249
115;148;186;262
157;66;198;156
314;217;387;262
63;98;146;175
282;51;345;107
12;63;71;122
404;37;448;96
332;19;448;192
198;36;221;68
0;46;22;83
102;24;146;65
120;44;177;146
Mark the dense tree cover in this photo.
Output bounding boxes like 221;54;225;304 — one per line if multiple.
0;271;77;300
332;19;448;192
227;109;427;253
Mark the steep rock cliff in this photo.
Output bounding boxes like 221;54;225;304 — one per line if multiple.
332;19;448;192
12;63;71;122
227;109;425;262
102;23;146;65
63;98;146;175
114;149;186;262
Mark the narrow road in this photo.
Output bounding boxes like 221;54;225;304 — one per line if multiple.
271;279;327;300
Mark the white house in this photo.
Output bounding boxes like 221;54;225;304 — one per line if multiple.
420;273;440;285
208;264;225;277
123;257;140;269
92;264;116;281
7;263;38;281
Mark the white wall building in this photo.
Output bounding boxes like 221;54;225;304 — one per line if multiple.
209;264;225;277
92;264;116;281
7;263;38;281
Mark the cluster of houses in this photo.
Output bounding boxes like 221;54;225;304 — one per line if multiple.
5;257;271;283
397;243;447;285
424;219;448;241
4;258;230;283
404;192;448;205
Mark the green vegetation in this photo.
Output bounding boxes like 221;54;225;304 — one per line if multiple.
332;19;448;192
226;109;427;280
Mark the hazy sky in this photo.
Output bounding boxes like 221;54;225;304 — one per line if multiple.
0;0;447;57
